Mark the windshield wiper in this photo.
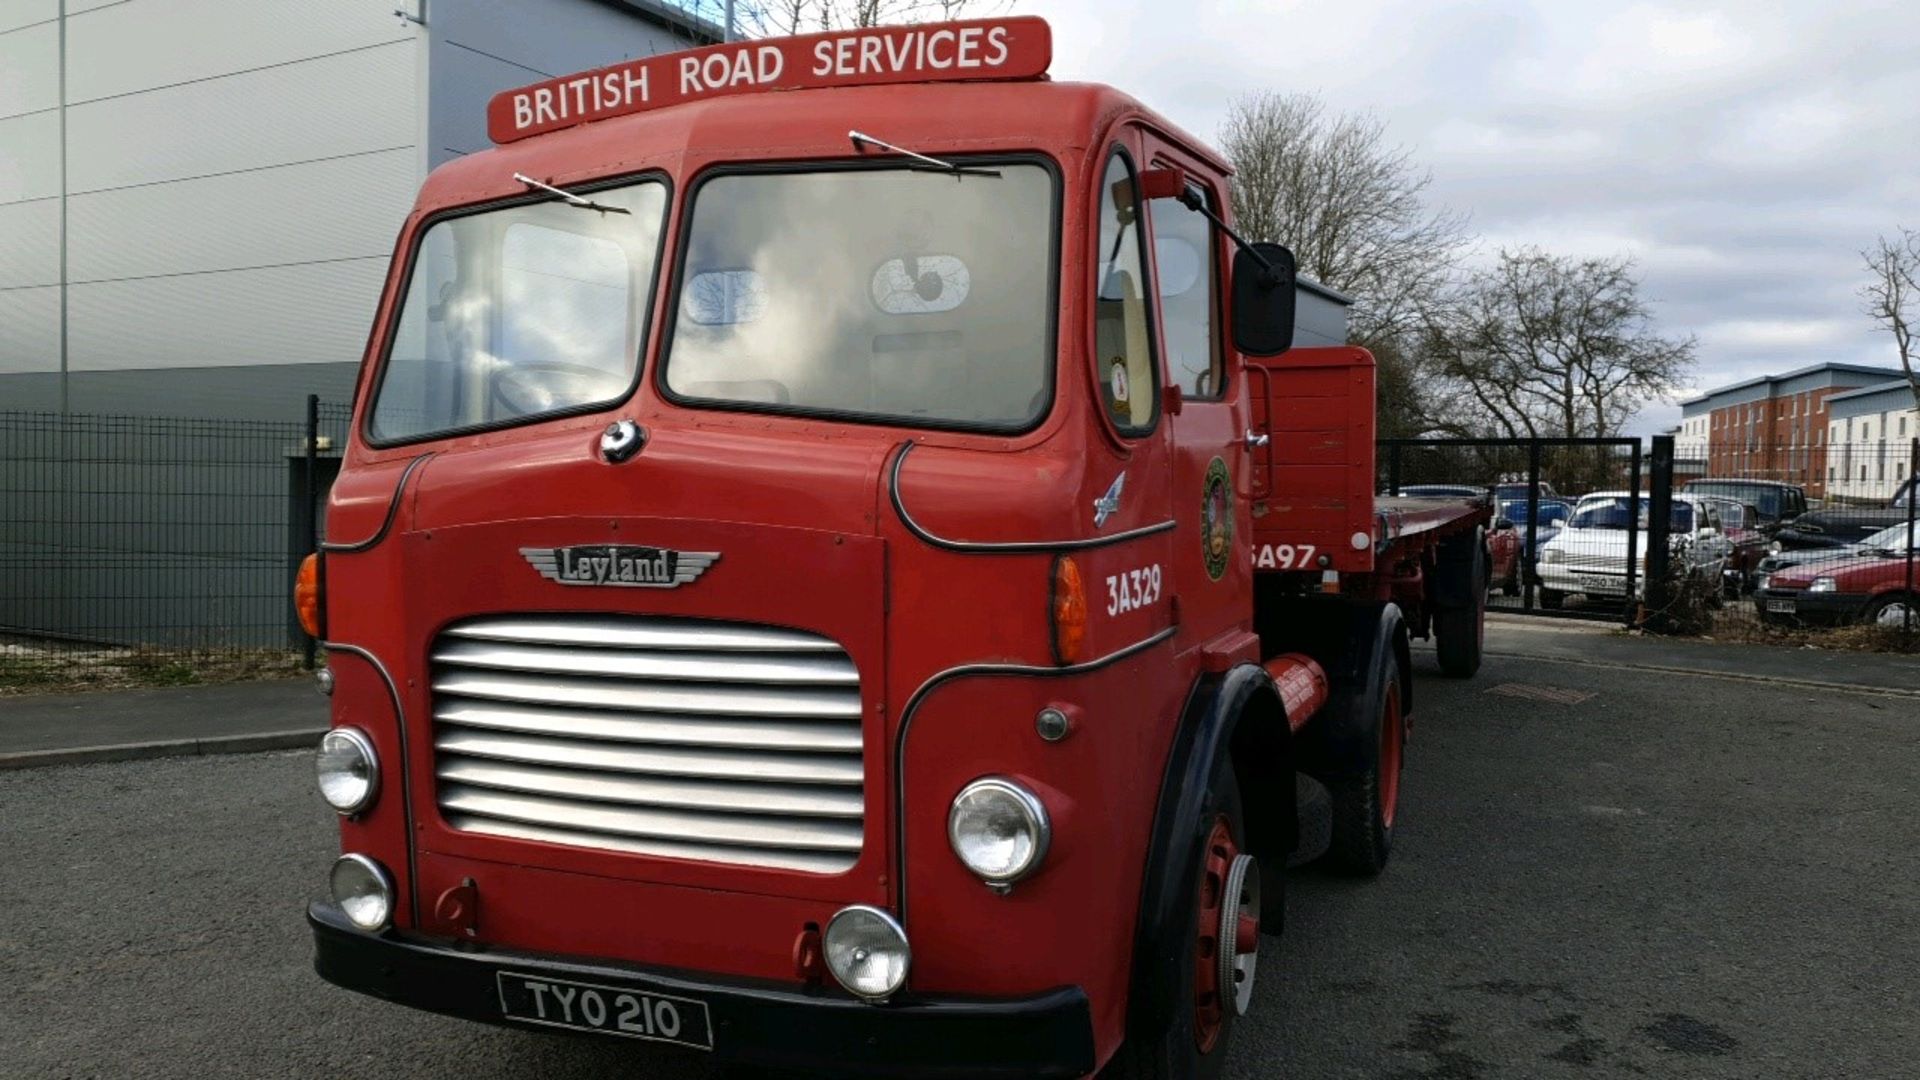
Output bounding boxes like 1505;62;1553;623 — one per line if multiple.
512;172;631;214
849;131;1002;180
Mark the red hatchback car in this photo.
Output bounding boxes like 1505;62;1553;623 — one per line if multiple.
1755;523;1918;628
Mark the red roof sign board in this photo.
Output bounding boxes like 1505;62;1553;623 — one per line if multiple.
486;16;1054;145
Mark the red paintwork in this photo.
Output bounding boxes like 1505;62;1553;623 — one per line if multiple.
1488;526;1521;591
1767;552;1915;598
1265;654;1329;732
320;24;1484;1073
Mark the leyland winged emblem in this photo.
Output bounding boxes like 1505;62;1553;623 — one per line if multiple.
520;545;720;588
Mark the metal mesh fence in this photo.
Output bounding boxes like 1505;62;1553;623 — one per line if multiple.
1377;435;1919;652
0;401;348;692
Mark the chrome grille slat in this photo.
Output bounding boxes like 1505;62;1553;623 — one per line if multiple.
433;615;863;874
447;816;854;875
434;639;859;686
441;785;863;851
435;699;862;753
443;616;843;653
434;670;860;719
436;730;864;785
437;758;864;818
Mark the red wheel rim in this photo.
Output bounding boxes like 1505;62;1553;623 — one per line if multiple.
1379;679;1404;829
1192;816;1241;1053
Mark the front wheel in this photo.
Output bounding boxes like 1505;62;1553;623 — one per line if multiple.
1104;759;1261;1080
1539;587;1565;610
1864;593;1919;629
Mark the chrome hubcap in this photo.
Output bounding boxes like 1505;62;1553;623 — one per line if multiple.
1217;854;1260;1017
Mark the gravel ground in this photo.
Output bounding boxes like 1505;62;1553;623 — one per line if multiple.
4;648;1916;1079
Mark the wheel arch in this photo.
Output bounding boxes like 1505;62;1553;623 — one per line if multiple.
1123;661;1290;1039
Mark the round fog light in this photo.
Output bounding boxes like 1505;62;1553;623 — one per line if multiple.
316;727;378;814
823;905;910;1001
948;777;1050;887
329;854;395;932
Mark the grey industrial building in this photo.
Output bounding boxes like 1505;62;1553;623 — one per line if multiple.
0;0;717;422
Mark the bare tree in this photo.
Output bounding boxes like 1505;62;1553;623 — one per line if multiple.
1861;228;1920;411
670;0;1012;37
1217;91;1467;343
1424;248;1694;439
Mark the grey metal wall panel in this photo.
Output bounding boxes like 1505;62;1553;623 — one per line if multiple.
68;147;414;283
68;259;388;371
0;18;56;118
0;0;56;34
0;195;58;288
0;283;58;374
428;0;700;162
65;0;409;103
66;41;414;193
0;362;360;420
0;109;59;202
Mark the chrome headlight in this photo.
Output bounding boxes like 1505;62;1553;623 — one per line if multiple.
316;727;379;814
1768;540;1783;553
948;777;1051;888
823;905;910;1001
1542;547;1565;564
1754;574;1770;592
1807;576;1838;594
329;854;395;932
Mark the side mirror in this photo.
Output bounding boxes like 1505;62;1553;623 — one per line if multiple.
1137;166;1188;202
1232;243;1297;357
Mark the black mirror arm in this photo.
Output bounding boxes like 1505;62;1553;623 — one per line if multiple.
1179;184;1282;286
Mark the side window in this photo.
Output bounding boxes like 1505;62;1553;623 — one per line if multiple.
1094;151;1158;434
1152;181;1224;397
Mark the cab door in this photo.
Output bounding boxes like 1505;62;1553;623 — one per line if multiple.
1140;135;1254;652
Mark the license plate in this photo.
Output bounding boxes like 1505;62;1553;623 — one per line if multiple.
496;971;714;1049
1766;599;1796;614
1576;575;1619;591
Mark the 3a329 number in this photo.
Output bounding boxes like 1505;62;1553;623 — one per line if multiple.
1106;564;1163;615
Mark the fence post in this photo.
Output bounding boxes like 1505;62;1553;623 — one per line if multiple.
303;395;319;670
1905;437;1918;646
1523;440;1542;612
1643;435;1673;632
1388;443;1402;496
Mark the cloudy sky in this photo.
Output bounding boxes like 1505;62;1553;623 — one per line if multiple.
1033;0;1920;432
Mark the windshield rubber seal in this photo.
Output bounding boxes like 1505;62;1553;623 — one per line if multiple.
359;168;674;451
653;152;1063;438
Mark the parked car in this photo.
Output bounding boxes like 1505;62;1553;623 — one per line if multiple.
1535;492;1731;608
1754;541;1868;588
1486;498;1572;595
1696;497;1769;594
1773;478;1916;552
1682;479;1807;531
1755;522;1919;627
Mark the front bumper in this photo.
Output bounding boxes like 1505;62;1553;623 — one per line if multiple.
1536;564;1641;598
1753;589;1870;626
308;902;1095;1078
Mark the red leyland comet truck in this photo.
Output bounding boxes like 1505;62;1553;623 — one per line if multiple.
297;16;1491;1077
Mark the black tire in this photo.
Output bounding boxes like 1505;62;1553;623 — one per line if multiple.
1434;602;1483;678
1539;587;1565;610
1862;592;1919;629
1104;756;1252;1080
1325;644;1407;876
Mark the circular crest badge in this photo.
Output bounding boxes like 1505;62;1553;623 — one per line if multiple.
1202;457;1232;581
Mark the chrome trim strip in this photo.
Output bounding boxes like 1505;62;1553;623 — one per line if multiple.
319;640;419;926
890;625;1179;922
321;453;433;553
889;441;1176;553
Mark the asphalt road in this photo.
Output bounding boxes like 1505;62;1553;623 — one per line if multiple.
5;647;1918;1079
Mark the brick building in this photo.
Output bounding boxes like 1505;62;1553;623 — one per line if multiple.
1677;362;1902;497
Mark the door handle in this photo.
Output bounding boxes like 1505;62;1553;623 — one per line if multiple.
1244;430;1270;450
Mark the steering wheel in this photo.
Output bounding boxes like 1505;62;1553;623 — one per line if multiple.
493;361;626;416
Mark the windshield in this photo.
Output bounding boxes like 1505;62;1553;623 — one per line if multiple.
1500;500;1569;526
1570;496;1694;532
1688;482;1785;518
1860;522;1919;552
662;163;1056;429
368;180;668;444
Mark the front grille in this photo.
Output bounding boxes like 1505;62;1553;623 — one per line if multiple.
431;615;864;874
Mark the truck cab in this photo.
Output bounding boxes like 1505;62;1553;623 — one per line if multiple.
303;18;1487;1077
